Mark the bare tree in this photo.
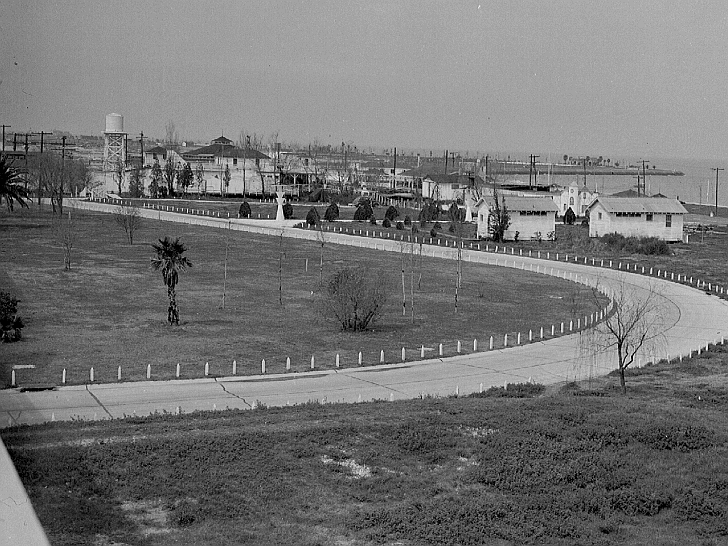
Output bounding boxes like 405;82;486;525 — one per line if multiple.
55;211;76;270
589;277;666;394
32;152;70;214
114;204;143;245
319;267;389;332
488;187;510;242
195;163;205;197
165;120;178;147
113;156;125;196
163;157;177;197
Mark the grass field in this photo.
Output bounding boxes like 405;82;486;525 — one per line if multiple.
0;207;601;386
3;348;728;545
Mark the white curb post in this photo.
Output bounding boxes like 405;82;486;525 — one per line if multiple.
489;336;494;350
62;368;66;384
380;350;385;364
517;332;521;345
262;359;266;373
540;327;544;339
439;343;444;356
90;367;94;382
358;352;363;365
11;370;16;387
146;364;151;379
504;334;508;347
401;347;406;362
311;355;315;369
232;359;237;375
336;354;340;368
473;339;478;351
176;363;181;378
205;362;209;376
421;345;425;358
118;366;122;381
286;357;291;371
457;340;462;353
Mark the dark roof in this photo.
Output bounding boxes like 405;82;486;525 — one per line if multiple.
211;135;233;145
425;173;485;186
182;145;269;160
610;189;641;198
146;146;167;154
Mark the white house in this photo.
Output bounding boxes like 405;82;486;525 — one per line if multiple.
422;173;486;203
476;195;559;241
586;197;687;241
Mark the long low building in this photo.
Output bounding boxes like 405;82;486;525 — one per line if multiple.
587;197;688;241
476;195;559;241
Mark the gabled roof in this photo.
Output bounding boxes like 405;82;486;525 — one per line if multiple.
146;146;167;155
476;195;559;212
587;197;687;214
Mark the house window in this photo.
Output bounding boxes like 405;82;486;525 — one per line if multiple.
153;153;158;160
646;213;653;222
233;158;238;166
666;214;672;227
569;197;574;205
598;212;602;220
563;204;567;211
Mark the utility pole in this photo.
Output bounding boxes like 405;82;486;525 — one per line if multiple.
712;167;724;217
529;154;540;189
392;146;396;189
37;131;52;153
61;136;67;159
0;125;9;154
139;131;146;169
640;160;649;196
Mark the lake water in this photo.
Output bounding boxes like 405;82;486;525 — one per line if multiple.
506;157;728;208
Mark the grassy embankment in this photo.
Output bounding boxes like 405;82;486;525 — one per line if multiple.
3;349;728;545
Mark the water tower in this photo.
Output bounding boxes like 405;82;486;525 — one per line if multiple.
103;113;127;169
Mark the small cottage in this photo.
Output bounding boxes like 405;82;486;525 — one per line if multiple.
476;195;558;241
586;197;687;241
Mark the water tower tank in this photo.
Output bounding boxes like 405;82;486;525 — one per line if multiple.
105;113;124;133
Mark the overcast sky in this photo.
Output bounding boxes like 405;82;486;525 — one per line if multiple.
2;1;727;160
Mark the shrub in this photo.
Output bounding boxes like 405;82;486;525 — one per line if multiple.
430;228;438;238
403;215;412;226
384;205;399;221
282;202;294;219
564;207;576;225
370;216;377;225
323;202;339;222
238;201;251;218
396;222;404;230
318;268;389;331
411;225;419;234
0;291;24;343
354;200;374;221
601;233;671;255
306;207;320;226
448;224;455;233
382;218;391;228
433;222;442;231
469;382;545;398
418;202;438;224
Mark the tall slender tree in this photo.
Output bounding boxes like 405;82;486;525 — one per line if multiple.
150;237;192;325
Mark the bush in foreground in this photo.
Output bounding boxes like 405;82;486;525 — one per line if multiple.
318;268;389;331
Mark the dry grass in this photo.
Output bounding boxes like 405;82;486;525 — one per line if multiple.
0;207;600;386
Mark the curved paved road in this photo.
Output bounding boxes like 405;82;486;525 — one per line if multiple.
2;202;727;426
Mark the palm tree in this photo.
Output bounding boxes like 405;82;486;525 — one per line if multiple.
151;237;192;325
0;156;29;211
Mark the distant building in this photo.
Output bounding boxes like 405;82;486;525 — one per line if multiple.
422;173;486;203
553;181;597;216
586;197;687;241
476;195;559;241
